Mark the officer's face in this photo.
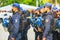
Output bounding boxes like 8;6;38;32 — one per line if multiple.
12;6;18;12
40;8;45;13
57;12;60;15
35;10;40;15
44;6;48;11
57;11;60;17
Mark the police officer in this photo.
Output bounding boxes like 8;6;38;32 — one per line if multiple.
30;6;44;40
20;10;30;40
8;3;22;40
36;5;47;40
57;9;60;40
51;6;58;40
35;14;43;40
35;6;44;40
56;9;60;32
54;9;60;40
42;3;54;40
52;6;58;18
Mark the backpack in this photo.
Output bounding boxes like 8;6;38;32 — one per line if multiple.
56;19;60;28
19;14;30;32
3;18;9;27
7;17;14;33
31;17;43;32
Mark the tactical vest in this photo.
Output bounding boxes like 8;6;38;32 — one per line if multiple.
19;14;30;32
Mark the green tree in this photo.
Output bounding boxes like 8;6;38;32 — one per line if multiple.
1;0;59;7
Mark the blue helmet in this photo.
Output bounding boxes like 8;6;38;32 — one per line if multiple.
44;2;52;7
52;6;58;11
12;3;22;10
36;5;44;10
3;18;9;27
39;5;44;10
58;9;60;12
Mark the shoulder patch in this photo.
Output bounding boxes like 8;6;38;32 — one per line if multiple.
45;19;49;23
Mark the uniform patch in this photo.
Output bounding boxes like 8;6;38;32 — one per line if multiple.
45;19;49;23
15;19;18;22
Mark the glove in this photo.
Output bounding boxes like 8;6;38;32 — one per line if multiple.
38;27;42;32
42;37;46;40
11;37;15;40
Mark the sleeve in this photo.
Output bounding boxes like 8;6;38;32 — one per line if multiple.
43;16;51;37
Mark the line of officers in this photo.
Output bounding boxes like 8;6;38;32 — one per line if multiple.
8;3;60;40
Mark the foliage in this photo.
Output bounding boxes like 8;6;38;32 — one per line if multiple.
0;0;60;7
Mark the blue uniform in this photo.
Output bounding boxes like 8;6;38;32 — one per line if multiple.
43;11;53;40
8;12;21;40
42;3;53;40
8;3;23;40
